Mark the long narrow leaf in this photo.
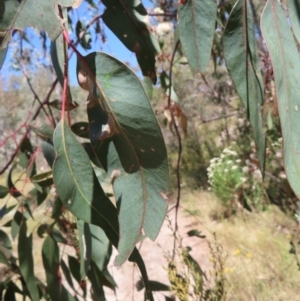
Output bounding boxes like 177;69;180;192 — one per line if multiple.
261;0;300;198
42;236;61;301
18;221;39;301
224;0;266;173
178;0;217;73
102;0;160;83
288;0;300;44
77;219;92;280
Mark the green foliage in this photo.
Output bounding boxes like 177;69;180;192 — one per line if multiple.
261;0;300;200
224;0;266;172
1;0;300;300
178;0;217;74
207;148;245;207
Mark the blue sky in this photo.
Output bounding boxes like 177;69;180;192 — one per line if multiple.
1;0;155;86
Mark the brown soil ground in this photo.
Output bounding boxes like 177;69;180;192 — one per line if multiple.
104;205;212;301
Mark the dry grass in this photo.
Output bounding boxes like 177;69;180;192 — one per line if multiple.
182;190;300;301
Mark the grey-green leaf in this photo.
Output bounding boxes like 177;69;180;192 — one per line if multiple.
89;224;112;272
288;0;300;44
52;121;120;254
0;185;8;198
224;0;266;173
52;121;154;300
0;0;81;68
102;0;160;83
42;235;61;301
18;221;39;301
0;229;12;265
178;0;217;74
261;0;300;198
77;219;92;280
79;52;169;266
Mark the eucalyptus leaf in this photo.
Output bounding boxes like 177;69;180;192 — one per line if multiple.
0;185;9;198
0;0;82;68
261;0;300;198
224;0;266;173
102;0;160;83
18;221;39;301
288;0;300;44
77;52;169;266
42;236;61;301
52;121;154;300
178;0;217;74
77;219;92;280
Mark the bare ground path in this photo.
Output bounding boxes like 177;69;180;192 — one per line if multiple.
104;204;212;301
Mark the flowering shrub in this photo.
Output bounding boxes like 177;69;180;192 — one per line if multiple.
207;148;245;206
207;145;267;211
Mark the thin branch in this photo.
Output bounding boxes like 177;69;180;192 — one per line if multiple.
167;40;181;260
0;78;58;175
200;112;240;123
20;60;54;126
32;79;58;121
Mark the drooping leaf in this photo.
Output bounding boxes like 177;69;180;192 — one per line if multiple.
68;255;81;285
53;121;120;252
178;0;217;74
101;0;160;83
0;229;12;264
18;221;39;301
18;135;36;177
143;77;154;100
4;288;16;301
82;143;103;168
77;52;169;266
0;0;82;68
51;196;64;220
75;20;92;49
101;268;117;291
50;13;74;108
187;229;206;239
261;0;300;198
32;172;53;182
26;188;48;207
52;227;67;244
61;259;75;290
37;223;67;244
0;205;6;220
288;0;300;44
0;185;9;198
89;224;112;272
77;220;92;280
136;279;170;292
87;261;106;300
160;71;180;103
42;236;61;301
29;119;53;141
49;99;79;111
52;121;154;300
11;211;23;240
7;166;21;198
71;122;90;139
224;0;266;173
41;141;56;168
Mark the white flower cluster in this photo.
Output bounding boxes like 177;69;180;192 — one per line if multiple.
207;147;245;186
